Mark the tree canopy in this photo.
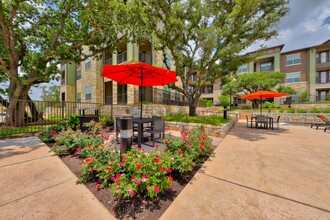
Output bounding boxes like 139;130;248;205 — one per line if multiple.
139;0;289;115
0;0;135;125
221;71;286;96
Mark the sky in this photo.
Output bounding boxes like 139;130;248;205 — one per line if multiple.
26;0;330;100
246;0;330;53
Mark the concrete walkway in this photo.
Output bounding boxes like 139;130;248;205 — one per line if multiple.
161;121;330;219
0;137;115;220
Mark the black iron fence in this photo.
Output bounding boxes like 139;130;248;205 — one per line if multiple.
0;99;102;138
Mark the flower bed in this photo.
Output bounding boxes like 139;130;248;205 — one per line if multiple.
41;121;214;218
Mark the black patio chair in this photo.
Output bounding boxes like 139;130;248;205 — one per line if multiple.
246;115;255;128
256;116;269;129
145;118;165;147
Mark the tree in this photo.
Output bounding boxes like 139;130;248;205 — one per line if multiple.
40;85;60;102
298;90;310;103
141;0;289;116
0;0;132;126
277;85;297;95
221;71;285;107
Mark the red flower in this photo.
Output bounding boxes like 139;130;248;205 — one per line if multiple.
110;159;114;163
120;161;124;166
168;175;173;181
115;179;120;185
96;184;101;189
160;168;165;173
108;167;113;172
164;147;168;152
131;175;136;179
97;179;101;183
115;173;121;179
84;157;94;164
136;163;142;169
200;142;205;150
178;149;183;155
154;186;160;193
142;174;147;182
111;176;115;181
166;168;172;173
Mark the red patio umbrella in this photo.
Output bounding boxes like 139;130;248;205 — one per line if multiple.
241;90;288;115
101;62;177;118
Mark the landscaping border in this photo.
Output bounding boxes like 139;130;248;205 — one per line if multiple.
165;113;238;137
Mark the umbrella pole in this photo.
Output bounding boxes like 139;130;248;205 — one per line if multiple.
260;95;262;116
140;67;143;119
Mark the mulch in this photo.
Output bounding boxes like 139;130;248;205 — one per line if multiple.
61;154;203;219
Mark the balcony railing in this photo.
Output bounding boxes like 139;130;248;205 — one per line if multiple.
139;53;152;64
260;66;274;71
105;58;112;65
117;51;127;64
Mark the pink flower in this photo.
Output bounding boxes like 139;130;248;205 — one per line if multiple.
170;156;175;161
115;179;120;185
96;184;101;189
135;179;140;185
129;188;135;196
116;188;120;193
108;167;113;172
166;168;172;173
76;147;82;152
90;168;94;171
160;168;165;173
111;176;115;181
181;131;186;135
131;175;136;179
136;163;142;169
164;147;168;152
178;149;183;155
142;174;147;182
147;185;151;190
155;144;159;148
154;186;160;193
84;157;94;164
187;144;192;149
115;173;121;179
120;161;124;166
168;175;173;181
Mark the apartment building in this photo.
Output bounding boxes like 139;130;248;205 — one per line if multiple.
231;39;330;103
60;38;181;105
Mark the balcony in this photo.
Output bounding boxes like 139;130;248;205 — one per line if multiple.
105;58;112;65
117;51;127;64
260;66;274;71
139;53;152;64
316;58;330;69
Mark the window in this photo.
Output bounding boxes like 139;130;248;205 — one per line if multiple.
286;53;301;65
189;74;197;81
76;93;81;102
316;71;330;84
85;57;91;69
163;54;171;68
321;52;327;63
188;85;195;94
61;71;65;85
260;61;273;71
163;86;170;100
175;91;180;101
85;86;92;100
286;72;300;83
202;86;213;94
237;64;247;74
76;68;81;80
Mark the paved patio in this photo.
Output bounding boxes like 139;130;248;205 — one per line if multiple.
1;122;329;219
0;137;115;220
161;121;330;219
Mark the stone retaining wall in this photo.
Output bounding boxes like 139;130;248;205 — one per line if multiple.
165;113;238;137
239;110;330;124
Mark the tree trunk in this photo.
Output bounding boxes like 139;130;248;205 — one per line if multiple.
189;105;197;116
27;95;40;122
187;94;200;116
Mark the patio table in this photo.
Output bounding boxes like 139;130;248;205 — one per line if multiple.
251;116;274;130
133;118;154;148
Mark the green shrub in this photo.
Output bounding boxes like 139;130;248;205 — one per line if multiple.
66;114;80;129
286;108;295;113
310;108;321;113
279;108;285;113
162;114;228;126
296;109;307;113
326;94;330;101
205;100;214;107
298;90;310;103
40;123;65;143
218;95;230;107
263;101;280;109
238;104;252;110
321;108;330;113
99;114;114;127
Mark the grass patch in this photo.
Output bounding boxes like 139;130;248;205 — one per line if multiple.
162;114;229;126
0;126;45;138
